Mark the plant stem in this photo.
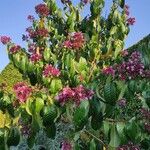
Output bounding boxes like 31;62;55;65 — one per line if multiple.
84;129;107;148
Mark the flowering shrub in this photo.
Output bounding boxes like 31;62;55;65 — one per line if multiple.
0;0;150;149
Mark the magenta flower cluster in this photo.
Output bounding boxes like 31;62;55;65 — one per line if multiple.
43;64;61;77
141;108;150;134
61;141;72;150
9;45;21;54
13;82;32;103
63;32;85;49
26;27;49;39
35;3;50;17
30;53;42;62
125;4;136;25
102;51;148;80
127;17;136;26
117;142;140;150
0;36;11;45
117;51;145;80
102;66;115;76
56;85;94;105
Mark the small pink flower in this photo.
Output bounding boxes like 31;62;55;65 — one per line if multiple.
71;32;85;49
14;82;32;103
28;43;36;53
127;17;136;25
35;3;50;17
124;4;130;16
102;66;115;76
61;141;72;150
56;87;75;105
120;49;129;57
9;45;21;54
63;40;72;49
0;36;11;45
30;53;42;62
36;28;49;38
56;85;94;105
43;64;60;77
63;32;85;49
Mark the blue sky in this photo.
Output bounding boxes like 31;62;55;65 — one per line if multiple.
0;0;150;72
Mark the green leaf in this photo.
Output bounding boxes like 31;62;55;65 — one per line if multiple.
91;112;103;130
124;119;141;142
109;124;121;148
44;123;56;139
90;139;96;150
27;133;36;149
35;98;44;113
116;122;127;144
73;101;89;131
7;127;20;147
119;0;125;8
50;79;62;94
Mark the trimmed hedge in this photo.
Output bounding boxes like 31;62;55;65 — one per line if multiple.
0;63;23;92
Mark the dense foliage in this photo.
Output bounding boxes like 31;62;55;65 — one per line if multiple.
0;0;150;150
0;63;23;92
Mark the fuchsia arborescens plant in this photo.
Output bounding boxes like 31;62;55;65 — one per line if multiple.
0;0;150;149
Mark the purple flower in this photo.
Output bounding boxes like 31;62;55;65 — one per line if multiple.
127;17;136;25
22;34;29;41
102;66;115;76
117;98;127;107
0;36;11;45
27;15;35;22
81;0;89;5
61;141;72;150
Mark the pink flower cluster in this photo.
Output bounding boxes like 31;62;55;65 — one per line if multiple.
125;4;136;25
140;108;150;134
117;98;127;107
28;43;36;53
127;17;136;26
35;3;50;17
26;27;49;39
63;32;85;49
117;51;145;80
43;64;61;77
102;66;115;76
0;36;11;45
13;82;32;103
61;141;72;150
30;53;42;62
56;85;94;105
124;5;130;16
102;51;149;80
117;142;140;150
144;123;150;134
9;45;21;54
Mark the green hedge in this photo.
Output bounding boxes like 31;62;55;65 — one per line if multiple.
0;63;23;92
